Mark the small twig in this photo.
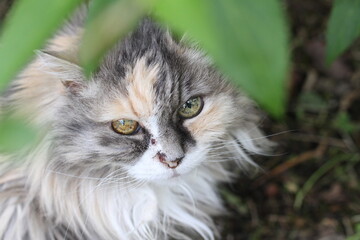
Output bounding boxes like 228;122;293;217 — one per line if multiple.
342;216;354;237
340;89;360;111
288;133;347;149
253;139;328;187
247;199;259;227
303;69;318;91
341;132;359;152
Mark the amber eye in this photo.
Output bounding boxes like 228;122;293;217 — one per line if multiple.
111;119;139;135
178;96;203;118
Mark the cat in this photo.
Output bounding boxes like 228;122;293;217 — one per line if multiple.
0;11;272;240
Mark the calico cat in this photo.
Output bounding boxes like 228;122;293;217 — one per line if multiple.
0;13;272;240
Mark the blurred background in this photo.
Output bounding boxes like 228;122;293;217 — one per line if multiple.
1;0;360;239
220;1;360;239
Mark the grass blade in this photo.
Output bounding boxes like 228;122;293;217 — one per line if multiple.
294;155;349;209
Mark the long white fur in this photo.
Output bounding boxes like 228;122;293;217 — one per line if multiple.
0;123;268;239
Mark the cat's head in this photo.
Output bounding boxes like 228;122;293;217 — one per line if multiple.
33;19;266;182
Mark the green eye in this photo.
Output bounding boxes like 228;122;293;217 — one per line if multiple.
178;96;203;118
111;119;139;135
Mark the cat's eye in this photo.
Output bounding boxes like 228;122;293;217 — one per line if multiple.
111;119;139;135
178;96;203;118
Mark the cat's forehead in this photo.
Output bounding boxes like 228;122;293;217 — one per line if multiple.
92;19;225;122
96;56;178;122
97;62;222;127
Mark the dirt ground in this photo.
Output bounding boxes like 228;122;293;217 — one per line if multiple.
220;0;360;239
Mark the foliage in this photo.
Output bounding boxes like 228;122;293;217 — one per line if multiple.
81;0;154;75
333;112;360;134
0;0;289;113
294;153;349;209
0;0;82;89
326;0;360;64
0;114;36;153
347;223;360;240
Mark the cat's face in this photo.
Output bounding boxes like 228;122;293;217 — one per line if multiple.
48;20;251;182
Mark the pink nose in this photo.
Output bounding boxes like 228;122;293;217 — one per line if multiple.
157;152;183;169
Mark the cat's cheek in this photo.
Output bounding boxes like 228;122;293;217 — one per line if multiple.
183;95;235;142
174;145;209;175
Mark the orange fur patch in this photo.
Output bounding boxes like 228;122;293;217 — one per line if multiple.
184;95;235;142
100;58;159;122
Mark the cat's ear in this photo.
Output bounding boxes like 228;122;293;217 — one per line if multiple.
36;50;85;94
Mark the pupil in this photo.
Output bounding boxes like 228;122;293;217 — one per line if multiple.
185;101;192;108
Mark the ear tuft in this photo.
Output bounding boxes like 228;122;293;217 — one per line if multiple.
36;50;85;94
62;80;84;95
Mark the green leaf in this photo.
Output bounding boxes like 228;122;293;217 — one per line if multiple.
346;224;360;240
154;0;289;118
333;111;360;134
0;0;83;90
297;92;328;112
326;0;360;64
80;0;153;76
220;189;249;215
0;116;36;153
86;0;117;23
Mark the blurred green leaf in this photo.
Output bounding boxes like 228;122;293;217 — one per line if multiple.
326;0;360;64
220;189;248;215
347;223;360;240
333;111;360;134
296;92;328;119
0;115;36;153
0;0;82;90
80;0;153;76
86;0;117;23
154;0;289;118
297;92;328;112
